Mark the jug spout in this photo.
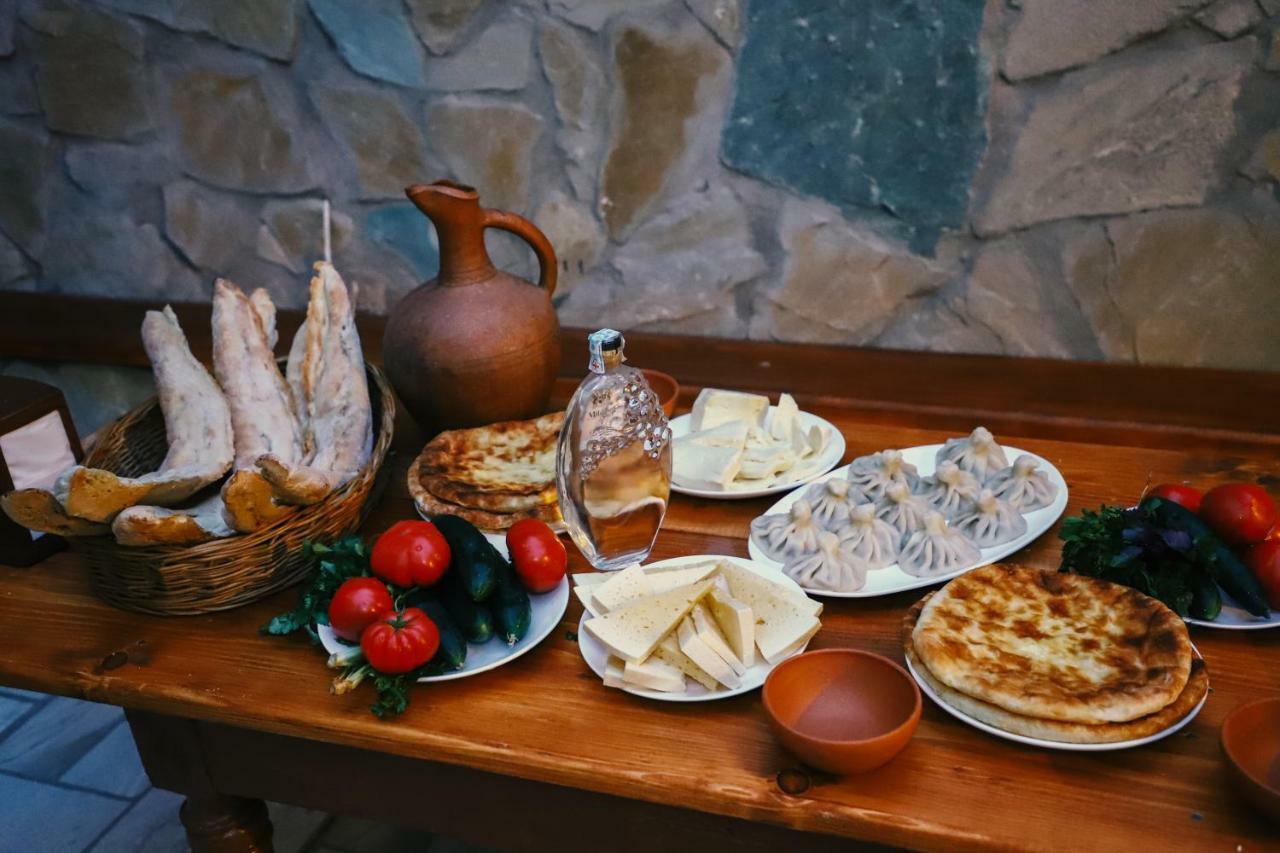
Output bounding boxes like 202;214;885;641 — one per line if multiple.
405;180;494;284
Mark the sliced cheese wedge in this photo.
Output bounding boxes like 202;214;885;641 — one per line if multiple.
769;393;799;441
765;618;822;664
572;572;609;587
715;561;822;663
593;561;718;613
706;587;755;668
691;603;746;677
604;656;627;689
677;616;741;689
623;656;687;693
672;443;743;491
653;633;720;691
583;579;715;663
573;584;604;617
689;388;769;432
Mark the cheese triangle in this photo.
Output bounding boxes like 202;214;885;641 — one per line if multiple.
677;616;741;689
573;584;604;617
653;634;720;691
583;579;715;663
715;561;822;663
706;587;755;668
691;603;746;676
593;561;718;613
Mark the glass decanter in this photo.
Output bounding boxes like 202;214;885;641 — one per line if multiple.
557;329;672;571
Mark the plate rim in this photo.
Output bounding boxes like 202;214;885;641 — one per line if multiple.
903;645;1207;752
747;443;1069;599
669;409;847;500
317;574;570;684
575;554;815;702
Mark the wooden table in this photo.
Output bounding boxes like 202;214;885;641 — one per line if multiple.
1;294;1278;851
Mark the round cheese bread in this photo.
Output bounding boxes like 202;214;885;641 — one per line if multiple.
903;595;1208;744
912;564;1192;724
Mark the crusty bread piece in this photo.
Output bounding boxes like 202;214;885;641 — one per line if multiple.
912;565;1192;725
0;488;109;537
902;594;1208;744
412;482;562;532
415;412;563;499
61;308;234;522
112;493;233;547
220;469;294;532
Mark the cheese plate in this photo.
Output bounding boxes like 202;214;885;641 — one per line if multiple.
318;534;569;682
905;647;1206;752
669;408;846;500
577;555;820;702
748;444;1068;598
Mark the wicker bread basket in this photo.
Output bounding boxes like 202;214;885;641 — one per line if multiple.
70;364;395;616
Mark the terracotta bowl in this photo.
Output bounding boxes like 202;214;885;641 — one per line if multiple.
763;648;921;775
641;369;679;417
1221;697;1280;824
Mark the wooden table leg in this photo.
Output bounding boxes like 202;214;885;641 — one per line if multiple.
180;795;273;853
126;710;275;853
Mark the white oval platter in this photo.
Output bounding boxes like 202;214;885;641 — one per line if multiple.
576;554;819;702
905;647;1207;752
669;408;847;500
318;532;569;682
1185;590;1279;630
747;444;1069;598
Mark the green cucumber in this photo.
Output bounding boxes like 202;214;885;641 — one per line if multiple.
1141;496;1270;617
431;515;501;601
415;598;467;671
1189;571;1223;621
441;576;494;643
489;560;531;645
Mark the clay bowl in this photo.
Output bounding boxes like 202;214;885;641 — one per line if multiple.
1221;697;1280;824
641;369;679;417
763;649;921;775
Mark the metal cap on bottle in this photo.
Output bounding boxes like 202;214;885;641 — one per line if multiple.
587;328;625;374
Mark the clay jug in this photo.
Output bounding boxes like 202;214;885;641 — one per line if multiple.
383;181;561;431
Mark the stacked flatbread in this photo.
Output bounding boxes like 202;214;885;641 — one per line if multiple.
1;262;374;547
408;412;564;532
902;564;1208;744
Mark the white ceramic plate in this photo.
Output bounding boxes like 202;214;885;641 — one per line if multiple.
318;531;569;683
1185;590;1280;630
669;409;847;500
906;647;1206;752
576;554;819;702
747;444;1069;598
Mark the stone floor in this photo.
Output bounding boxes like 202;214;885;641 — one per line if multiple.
0;687;486;852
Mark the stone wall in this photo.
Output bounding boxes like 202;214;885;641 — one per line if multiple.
2;0;1279;372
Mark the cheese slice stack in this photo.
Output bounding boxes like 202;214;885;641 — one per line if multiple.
576;560;821;693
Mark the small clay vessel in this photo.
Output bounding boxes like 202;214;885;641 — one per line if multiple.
383;181;561;431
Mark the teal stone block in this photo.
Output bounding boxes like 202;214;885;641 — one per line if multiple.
722;0;987;251
308;0;425;89
366;204;439;279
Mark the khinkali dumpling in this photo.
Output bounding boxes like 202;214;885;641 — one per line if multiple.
919;460;982;519
953;489;1027;548
750;498;822;562
784;530;868;592
898;511;981;578
802;477;864;531
835;503;898;570
847;449;920;502
987;454;1058;512
875;481;930;542
936;426;1008;483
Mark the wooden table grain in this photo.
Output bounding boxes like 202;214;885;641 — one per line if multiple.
0;354;1277;850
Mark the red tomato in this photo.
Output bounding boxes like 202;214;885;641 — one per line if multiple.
1245;540;1280;609
327;577;394;642
371;520;450;588
1199;484;1278;547
506;518;567;593
1148;483;1202;514
360;608;440;675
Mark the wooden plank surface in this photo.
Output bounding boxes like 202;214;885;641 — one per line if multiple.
0;397;1276;851
4;291;1279;451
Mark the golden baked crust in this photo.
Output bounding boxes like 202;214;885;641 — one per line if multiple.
411;483;562;532
902;594;1208;744
912;564;1192;724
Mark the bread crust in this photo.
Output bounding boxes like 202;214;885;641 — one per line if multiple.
902;594;1208;744
912;564;1193;724
415;411;564;498
1;489;109;537
411;477;563;531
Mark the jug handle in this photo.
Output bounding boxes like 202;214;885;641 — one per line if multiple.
482;209;558;298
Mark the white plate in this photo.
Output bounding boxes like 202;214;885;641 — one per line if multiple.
748;444;1069;598
318;532;569;683
1185;589;1280;630
669;409;847;500
576;554;818;702
906;647;1207;752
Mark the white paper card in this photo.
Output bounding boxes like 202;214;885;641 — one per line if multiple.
1;410;75;540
